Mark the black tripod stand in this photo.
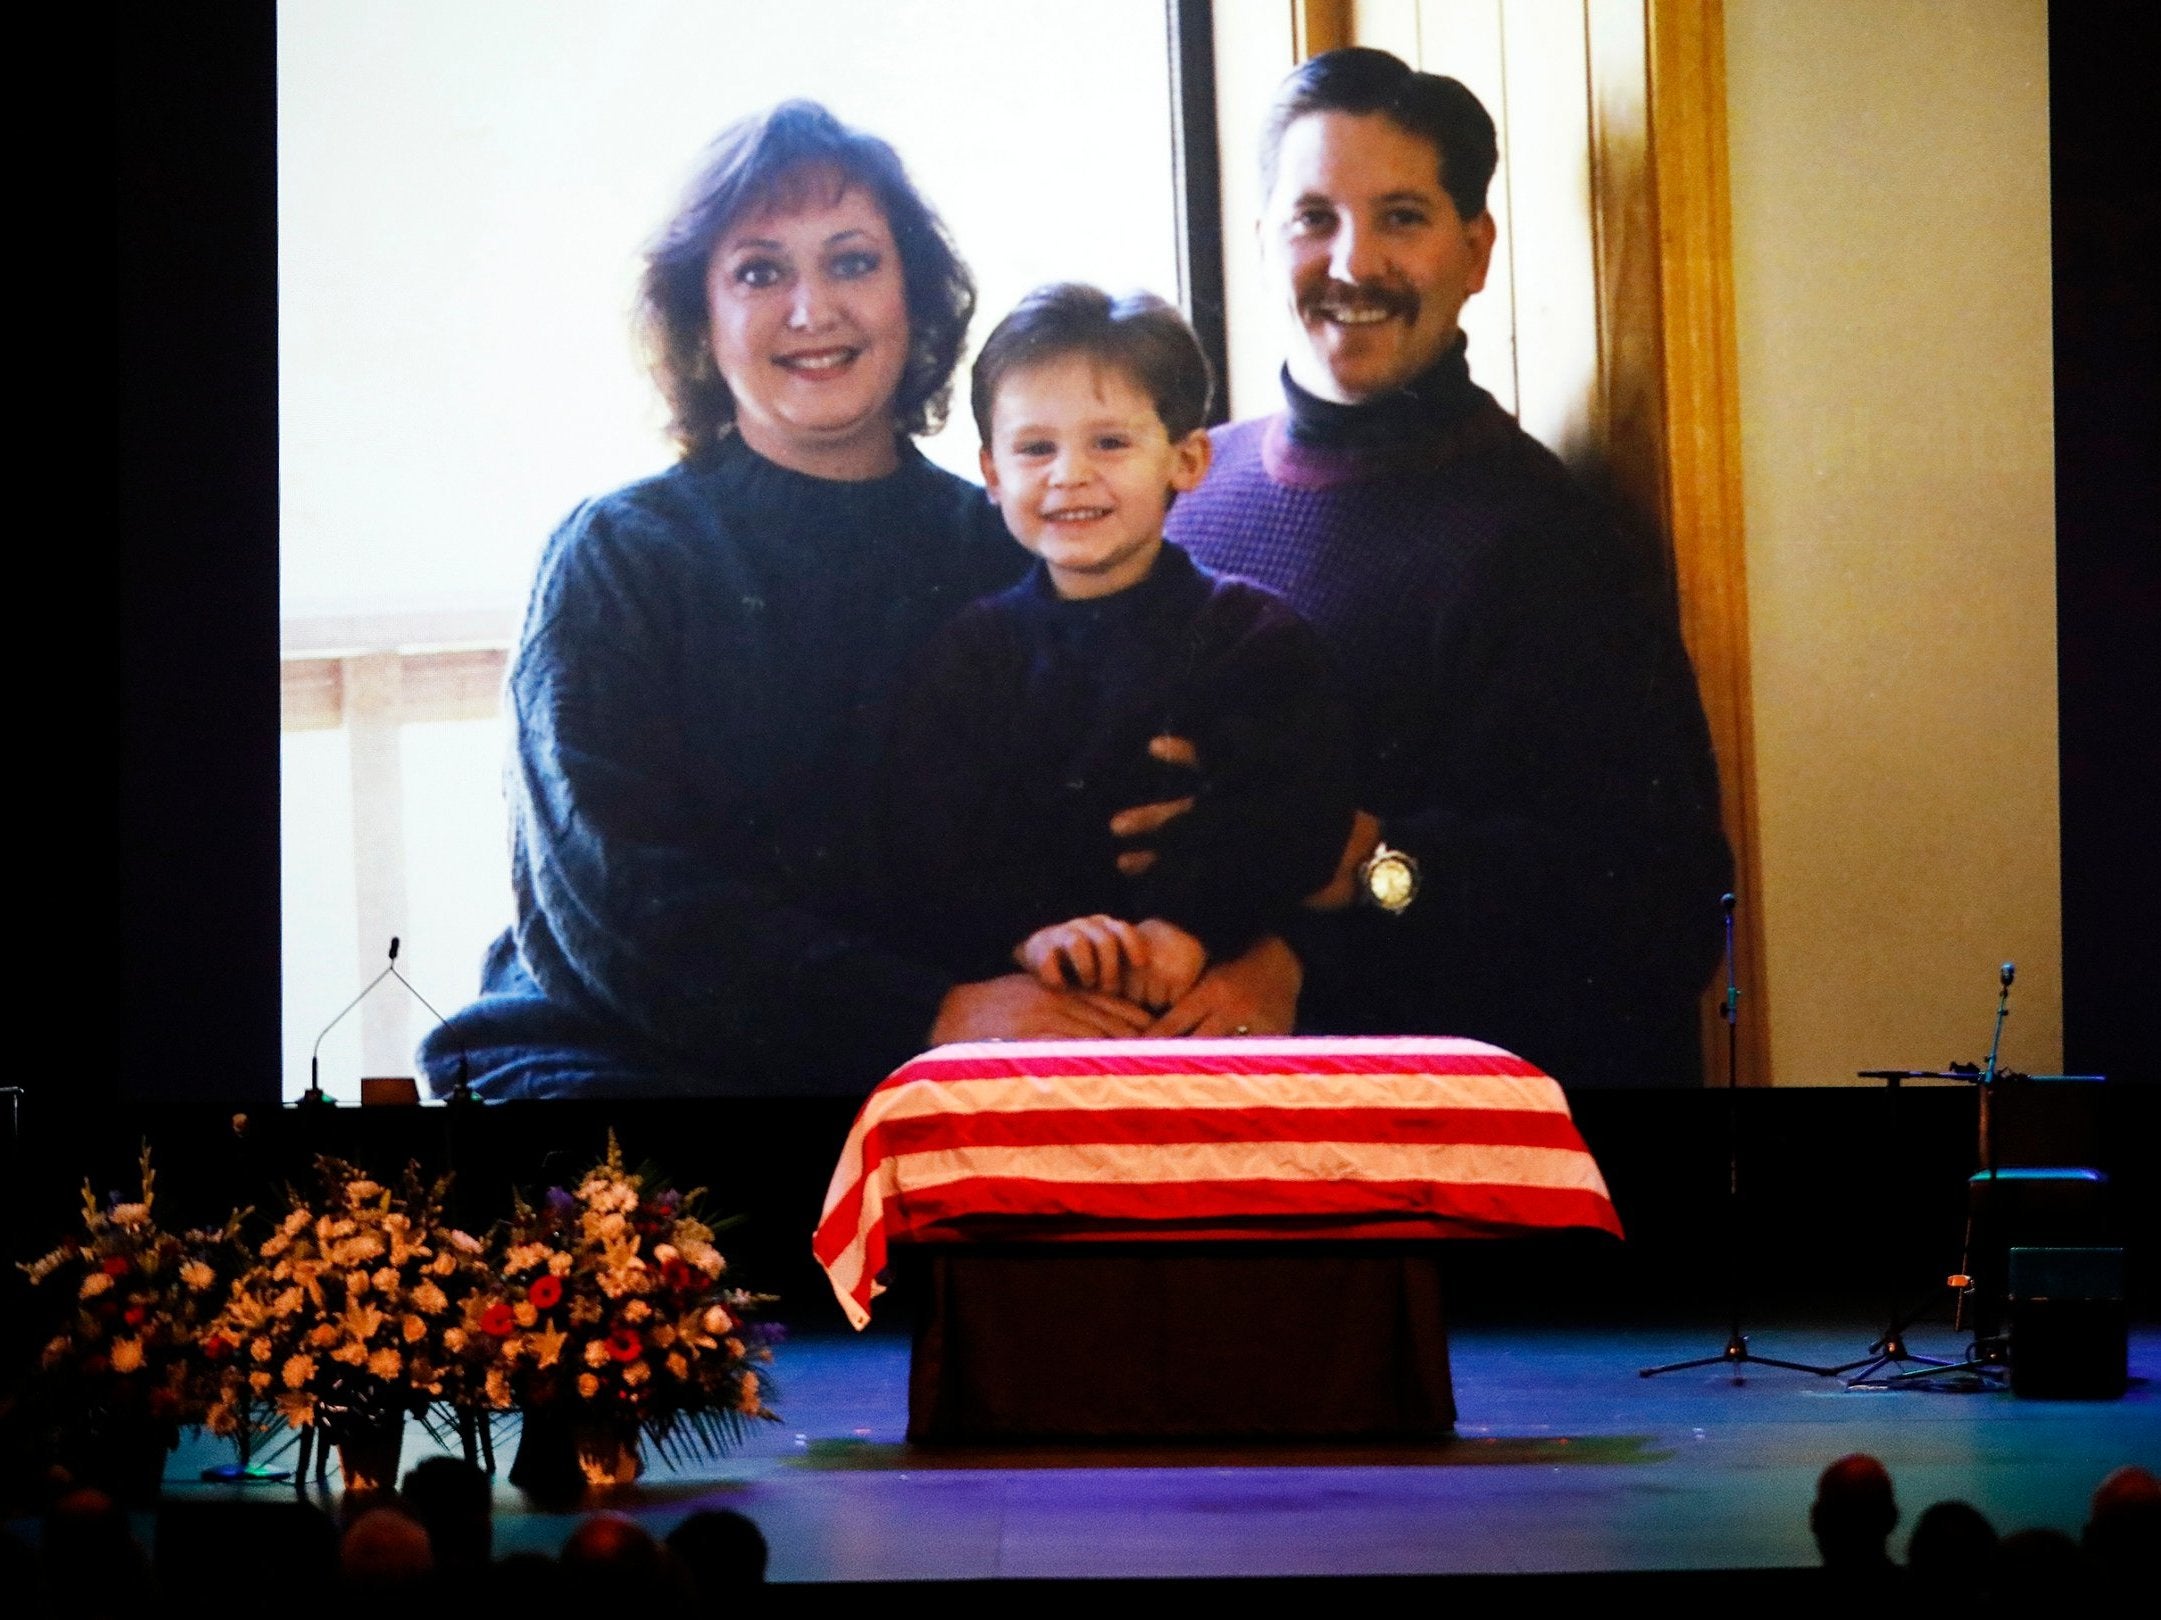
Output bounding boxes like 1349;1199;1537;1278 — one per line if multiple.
1641;894;1837;1382
1831;1068;1960;1383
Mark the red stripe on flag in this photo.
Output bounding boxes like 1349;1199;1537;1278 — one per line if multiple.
874;1048;1552;1086
887;1176;1622;1239
871;1105;1591;1155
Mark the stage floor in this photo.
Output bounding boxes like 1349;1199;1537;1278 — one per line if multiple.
146;1314;2160;1584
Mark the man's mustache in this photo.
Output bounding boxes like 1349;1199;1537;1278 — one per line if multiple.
1301;279;1419;322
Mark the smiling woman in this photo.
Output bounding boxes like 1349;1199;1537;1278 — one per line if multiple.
703;188;916;478
414;102;1068;1099
638;104;978;481
276;1;1183;1099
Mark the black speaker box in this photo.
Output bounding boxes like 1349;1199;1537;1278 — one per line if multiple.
2008;1246;2127;1400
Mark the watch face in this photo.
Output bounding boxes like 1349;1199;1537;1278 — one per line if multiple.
1367;854;1417;912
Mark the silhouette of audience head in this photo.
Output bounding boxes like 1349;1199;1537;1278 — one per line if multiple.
1810;1453;1899;1569
1906;1499;1995;1599
2085;1464;2160;1581
402;1455;494;1570
668;1507;770;1594
339;1502;436;1591
561;1511;684;1602
42;1487;152;1613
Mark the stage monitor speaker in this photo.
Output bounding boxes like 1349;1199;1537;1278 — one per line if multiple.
2008;1246;2126;1400
360;1075;420;1106
1965;1168;2111;1340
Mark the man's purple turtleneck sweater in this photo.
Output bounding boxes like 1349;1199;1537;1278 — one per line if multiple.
1165;340;1732;1087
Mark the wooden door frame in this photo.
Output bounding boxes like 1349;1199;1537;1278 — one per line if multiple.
1611;0;1770;1085
1301;0;1768;1084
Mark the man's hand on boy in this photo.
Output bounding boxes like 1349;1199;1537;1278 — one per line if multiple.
1305;810;1383;911
1146;934;1302;1038
1128;918;1207;1009
1018;915;1150;995
931;973;1152;1045
1110;735;1200;876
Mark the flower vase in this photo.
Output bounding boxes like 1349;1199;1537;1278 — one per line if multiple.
573;1418;643;1488
333;1417;406;1495
507;1406;581;1507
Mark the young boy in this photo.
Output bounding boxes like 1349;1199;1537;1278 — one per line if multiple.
883;283;1353;1013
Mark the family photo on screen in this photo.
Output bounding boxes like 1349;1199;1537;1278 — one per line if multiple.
413;49;1730;1101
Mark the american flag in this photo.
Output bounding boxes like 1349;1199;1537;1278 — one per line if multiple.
814;1036;1622;1328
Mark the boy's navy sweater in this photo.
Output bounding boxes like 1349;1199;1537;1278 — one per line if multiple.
882;542;1355;980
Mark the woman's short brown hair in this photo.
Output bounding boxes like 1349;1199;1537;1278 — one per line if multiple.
638;101;975;458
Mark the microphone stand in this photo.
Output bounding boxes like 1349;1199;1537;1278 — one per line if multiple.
1881;964;2022;1391
1641;894;1837;1382
302;936;459;1105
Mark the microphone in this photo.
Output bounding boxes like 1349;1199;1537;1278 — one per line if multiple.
1721;892;1736;915
305;937;464;1104
2000;961;2015;988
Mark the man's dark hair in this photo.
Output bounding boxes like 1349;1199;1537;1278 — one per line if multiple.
1260;47;1498;223
639;99;975;456
971;283;1213;444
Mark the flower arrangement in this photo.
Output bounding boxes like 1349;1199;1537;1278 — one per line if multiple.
15;1137;776;1499
203;1157;491;1471
479;1134;772;1474
17;1148;246;1496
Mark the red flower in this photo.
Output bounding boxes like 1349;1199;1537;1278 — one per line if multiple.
202;1335;233;1362
480;1303;517;1337
123;1305;148;1327
527;1274;563;1311
83;1355;110;1377
605;1330;641;1363
101;1256;132;1277
661;1259;697;1293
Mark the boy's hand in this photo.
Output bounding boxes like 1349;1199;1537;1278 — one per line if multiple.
1128;918;1207;1010
1017;915;1148;993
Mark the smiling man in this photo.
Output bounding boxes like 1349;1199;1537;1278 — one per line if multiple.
1165;48;1732;1087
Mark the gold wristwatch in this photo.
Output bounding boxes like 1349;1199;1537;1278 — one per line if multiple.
1357;840;1419;915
